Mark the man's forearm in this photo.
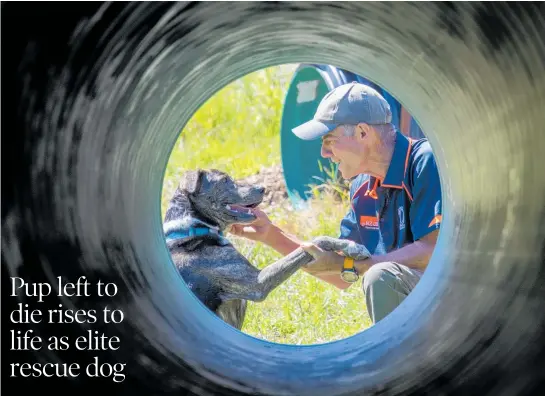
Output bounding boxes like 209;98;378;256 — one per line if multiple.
355;239;434;273
263;225;303;256
263;228;351;289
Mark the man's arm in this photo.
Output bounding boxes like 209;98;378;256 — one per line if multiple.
265;226;353;288
229;209;301;255
301;229;439;290
354;229;439;273
286;177;367;289
262;225;303;256
230;212;353;289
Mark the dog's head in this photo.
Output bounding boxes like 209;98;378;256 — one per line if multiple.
177;169;265;228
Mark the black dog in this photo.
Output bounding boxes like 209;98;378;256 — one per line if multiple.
163;169;315;330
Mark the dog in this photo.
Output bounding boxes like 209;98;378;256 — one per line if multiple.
163;168;372;330
163;168;318;330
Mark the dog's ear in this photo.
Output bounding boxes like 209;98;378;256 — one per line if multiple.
179;169;204;195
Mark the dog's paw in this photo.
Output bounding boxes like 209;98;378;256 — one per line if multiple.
311;236;340;251
311;236;371;260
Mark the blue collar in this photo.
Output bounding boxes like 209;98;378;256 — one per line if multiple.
380;132;412;189
165;227;224;241
163;217;230;246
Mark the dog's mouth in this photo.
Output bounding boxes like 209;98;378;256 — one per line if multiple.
225;202;261;221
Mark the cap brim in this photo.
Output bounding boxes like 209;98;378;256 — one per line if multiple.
291;120;338;141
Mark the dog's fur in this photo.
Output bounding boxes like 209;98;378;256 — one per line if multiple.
163;169;317;329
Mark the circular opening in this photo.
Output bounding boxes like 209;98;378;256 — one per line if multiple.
161;63;441;346
126;9;461;390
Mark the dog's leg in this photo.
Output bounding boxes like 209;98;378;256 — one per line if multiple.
311;236;371;261
216;248;315;303
204;237;370;304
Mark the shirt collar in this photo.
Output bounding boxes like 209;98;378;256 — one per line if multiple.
381;132;412;188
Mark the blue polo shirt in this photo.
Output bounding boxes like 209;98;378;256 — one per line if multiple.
339;132;442;255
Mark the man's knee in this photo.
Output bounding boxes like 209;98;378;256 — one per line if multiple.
362;261;399;292
362;262;409;323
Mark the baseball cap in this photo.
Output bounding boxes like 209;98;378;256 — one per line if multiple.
292;82;392;140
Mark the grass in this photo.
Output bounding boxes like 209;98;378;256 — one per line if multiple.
161;66;292;211
161;65;372;345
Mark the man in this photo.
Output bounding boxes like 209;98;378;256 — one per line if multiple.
230;82;442;324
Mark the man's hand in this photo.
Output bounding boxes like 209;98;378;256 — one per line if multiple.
300;242;345;276
228;208;274;243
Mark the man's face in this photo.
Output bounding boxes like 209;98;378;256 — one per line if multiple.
320;125;370;179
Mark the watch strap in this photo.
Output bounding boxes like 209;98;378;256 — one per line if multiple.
343;257;355;270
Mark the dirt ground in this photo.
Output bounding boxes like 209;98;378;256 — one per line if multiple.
239;163;348;213
239;164;289;209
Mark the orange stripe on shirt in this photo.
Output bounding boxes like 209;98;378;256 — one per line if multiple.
402;182;413;202
428;214;442;227
350;179;370;212
403;138;413;177
364;178;380;200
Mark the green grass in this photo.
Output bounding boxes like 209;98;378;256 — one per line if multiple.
162;65;372;345
161;66;290;211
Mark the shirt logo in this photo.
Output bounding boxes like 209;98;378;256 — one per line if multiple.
398;207;405;231
428;214;442;228
360;215;378;229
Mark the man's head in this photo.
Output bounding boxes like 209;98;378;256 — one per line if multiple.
292;82;396;179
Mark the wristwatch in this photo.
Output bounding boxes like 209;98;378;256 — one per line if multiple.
340;257;359;283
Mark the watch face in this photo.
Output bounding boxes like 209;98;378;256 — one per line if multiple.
341;270;358;283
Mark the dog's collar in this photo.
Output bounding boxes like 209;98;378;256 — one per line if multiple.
165;227;223;240
164;218;230;246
